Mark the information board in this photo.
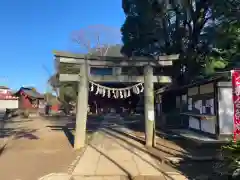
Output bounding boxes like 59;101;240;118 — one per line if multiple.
181;86;215;116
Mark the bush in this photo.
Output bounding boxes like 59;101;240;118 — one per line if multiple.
215;140;240;179
223;140;240;175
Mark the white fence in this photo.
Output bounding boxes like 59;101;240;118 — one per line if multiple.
0;99;18;109
0;100;18;120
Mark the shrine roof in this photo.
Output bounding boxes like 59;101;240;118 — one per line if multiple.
15;87;44;99
155;74;229;95
0;87;18;100
0;86;9;89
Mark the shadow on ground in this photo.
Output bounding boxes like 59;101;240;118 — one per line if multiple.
100;129;175;180
0;117;41;160
111;114;226;180
43;114;227;179
0;119;39;140
46;115;104;147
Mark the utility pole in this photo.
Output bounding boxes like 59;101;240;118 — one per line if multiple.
144;65;155;147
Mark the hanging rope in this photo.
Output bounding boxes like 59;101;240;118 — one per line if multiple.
89;80;144;99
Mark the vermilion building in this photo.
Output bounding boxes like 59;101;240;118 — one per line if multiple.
14;87;44;114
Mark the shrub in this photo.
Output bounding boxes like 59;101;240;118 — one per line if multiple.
215;140;240;179
222;140;240;176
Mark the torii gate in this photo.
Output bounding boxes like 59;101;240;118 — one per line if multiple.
54;51;179;149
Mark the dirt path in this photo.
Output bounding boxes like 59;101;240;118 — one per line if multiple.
0;116;77;180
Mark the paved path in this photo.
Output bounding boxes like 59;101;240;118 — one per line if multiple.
40;116;188;180
71;129;187;180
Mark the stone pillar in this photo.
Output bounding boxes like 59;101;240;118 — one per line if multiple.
144;65;155;147
74;62;89;150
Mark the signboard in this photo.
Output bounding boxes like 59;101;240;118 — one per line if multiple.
184;87;214;116
231;70;240;140
148;110;154;121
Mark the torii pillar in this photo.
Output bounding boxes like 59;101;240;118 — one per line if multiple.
75;62;89;149
144;65;155;147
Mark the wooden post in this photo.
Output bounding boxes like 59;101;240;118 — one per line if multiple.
74;61;89;149
144;65;155;147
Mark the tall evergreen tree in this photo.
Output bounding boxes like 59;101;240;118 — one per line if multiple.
121;0;240;83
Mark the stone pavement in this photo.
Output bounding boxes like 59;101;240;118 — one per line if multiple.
39;126;188;180
71;128;187;180
39;115;189;180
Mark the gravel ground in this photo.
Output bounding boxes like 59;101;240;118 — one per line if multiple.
0;116;77;180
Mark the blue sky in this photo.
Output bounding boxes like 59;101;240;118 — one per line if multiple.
0;0;125;92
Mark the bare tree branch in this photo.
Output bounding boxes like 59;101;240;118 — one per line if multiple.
71;25;121;56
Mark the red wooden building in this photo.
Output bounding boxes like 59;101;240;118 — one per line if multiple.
14;87;44;114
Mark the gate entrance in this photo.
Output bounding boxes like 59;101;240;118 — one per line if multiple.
88;81;144;115
54;51;179;149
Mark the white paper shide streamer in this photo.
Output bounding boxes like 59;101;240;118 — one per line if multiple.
89;80;144;99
